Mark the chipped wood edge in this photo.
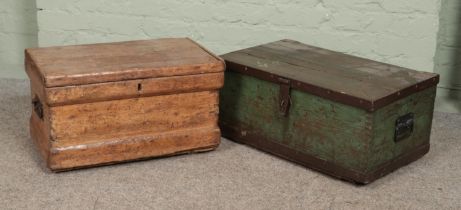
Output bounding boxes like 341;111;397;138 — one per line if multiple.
186;37;226;71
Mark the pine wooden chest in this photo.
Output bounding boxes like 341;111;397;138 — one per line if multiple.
219;39;439;184
25;38;225;171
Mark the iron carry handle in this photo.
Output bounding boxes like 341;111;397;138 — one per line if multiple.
394;113;414;142
32;97;44;120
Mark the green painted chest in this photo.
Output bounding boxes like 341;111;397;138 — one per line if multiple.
219;39;439;184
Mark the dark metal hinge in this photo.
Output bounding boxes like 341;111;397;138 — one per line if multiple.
278;77;291;116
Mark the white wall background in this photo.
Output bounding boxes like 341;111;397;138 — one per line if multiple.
36;0;441;72
0;0;38;78
434;0;461;113
3;0;459;112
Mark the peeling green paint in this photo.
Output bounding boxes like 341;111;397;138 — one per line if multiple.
220;71;436;173
369;86;436;172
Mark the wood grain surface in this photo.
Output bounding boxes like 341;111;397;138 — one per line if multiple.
222;39;438;102
49;91;219;144
45;72;224;106
25;38;224;171
25;38;224;87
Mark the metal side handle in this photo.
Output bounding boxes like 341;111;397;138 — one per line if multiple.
394;113;414;142
32;97;44;120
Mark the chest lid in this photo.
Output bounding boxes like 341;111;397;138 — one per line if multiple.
26;38;224;87
222;39;439;111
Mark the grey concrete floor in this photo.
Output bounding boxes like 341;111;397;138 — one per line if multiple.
0;79;460;210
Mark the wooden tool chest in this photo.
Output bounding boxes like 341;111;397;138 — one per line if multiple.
25;38;225;171
219;39;439;184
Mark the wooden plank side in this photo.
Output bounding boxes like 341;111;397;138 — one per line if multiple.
27;52;54;155
368;87;436;172
26;38;225;87
45;72;224;106
48;126;220;171
220;72;372;172
220;68;434;183
30;113;51;165
49;91;219;144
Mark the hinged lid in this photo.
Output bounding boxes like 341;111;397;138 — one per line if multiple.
26;38;224;87
222;39;439;112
